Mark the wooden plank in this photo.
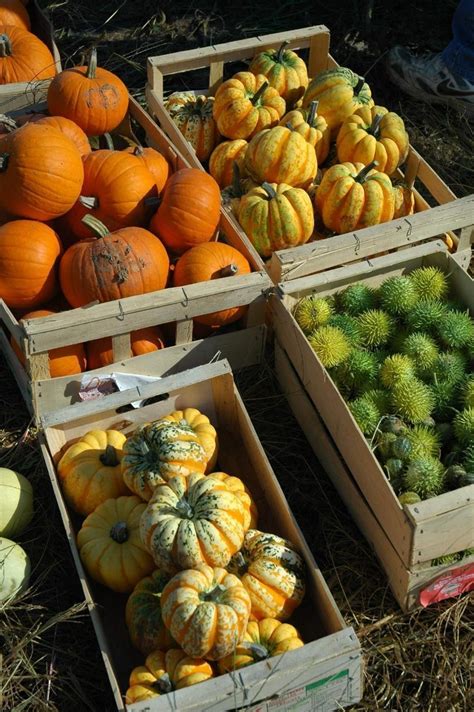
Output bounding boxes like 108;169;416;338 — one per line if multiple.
0;330;33;413
308;30;330;76
0;300;24;344
111;334;132;362
209;60;224;93
175;319;194;345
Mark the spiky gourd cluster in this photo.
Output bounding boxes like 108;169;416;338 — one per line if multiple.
293;266;473;503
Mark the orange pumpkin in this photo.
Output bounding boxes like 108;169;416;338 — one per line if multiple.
12;309;86;377
0;25;55;84
62;150;157;240
173;242;251;327
0;123;84;221
150;168;220;254
59;216;169;308
47;48;129;136
35;116;91;157
0;220;62;309
124;145;169;193
393;181;415;219
0;1;30;31
87;326;165;369
209;139;248;189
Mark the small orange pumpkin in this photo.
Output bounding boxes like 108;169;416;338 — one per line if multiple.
0;1;30;31
209;139;248;188
165;94;220;162
86;326;165;369
0;25;55;85
35;116;91;157
124;145;169;194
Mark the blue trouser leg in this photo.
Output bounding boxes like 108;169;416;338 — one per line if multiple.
442;0;474;81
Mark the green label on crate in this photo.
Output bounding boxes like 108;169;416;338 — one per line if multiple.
305;668;349;692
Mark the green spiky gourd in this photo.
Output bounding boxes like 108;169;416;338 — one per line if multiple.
390;377;435;424
435;422;452;444
327;314;361;344
401;333;439;375
308;326;351;368
374;431;397;460
462;444;474;473
335;350;379;392
431;352;467;386
380;354;415;388
431;380;458;421
405;425;441;460
437;310;474;350
403;457;445;499
338;283;376;316
398;491;421;505
378;276;417;316
461;377;474;408
294;295;333;335
349;396;380;436
409;266;448;301
356;310;394;348
431;553;460;567
384;458;404;485
362;389;391;415
453;407;474;446
405;299;447;333
391;436;412;460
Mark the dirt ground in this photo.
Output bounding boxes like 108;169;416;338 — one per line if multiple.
0;1;472;710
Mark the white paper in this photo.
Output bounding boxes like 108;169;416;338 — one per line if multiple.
79;371;162;408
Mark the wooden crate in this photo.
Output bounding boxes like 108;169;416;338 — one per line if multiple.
0;97;271;421
145;25;459;282
0;0;61;113
40;361;363;711
271;221;474;608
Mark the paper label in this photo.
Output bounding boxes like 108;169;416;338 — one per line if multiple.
419;562;474;607
246;669;350;712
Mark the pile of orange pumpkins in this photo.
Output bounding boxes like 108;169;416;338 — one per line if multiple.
165;41;417;258
0;47;252;379
57;407;307;704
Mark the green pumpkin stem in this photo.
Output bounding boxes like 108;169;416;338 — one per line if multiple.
285;122;295;131
79;195;99;210
102;132;114;150
369;113;384;138
241;641;269;660
86;47;98;79
354;76;366;95
81;214;110;237
99;444;119;467
276;40;290;63
231;160;242;195
0;34;12;58
175;498;194;519
262;182;277;200
220;264;238;277
231;551;248;574
251;81;269;106
133;145;145;157
110;520;128;543
202;583;227;603
307;101;319;127
354;160;378;183
155;673;173;694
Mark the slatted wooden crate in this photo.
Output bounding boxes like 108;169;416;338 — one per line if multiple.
271;203;474;611
40;361;363;711
0;0;61;113
0;97;271;421
145;25;459;282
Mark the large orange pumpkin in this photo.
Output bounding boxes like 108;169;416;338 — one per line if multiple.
35;116;91;157
150;168;220;254
12;309;86;377
86;326;165;369
173;242;251;327
59;216;169;308
62;150;157;240
0;25;55;84
124;146;169;193
0;123;84;221
0;1;30;31
0;220;62;309
47;48;129;136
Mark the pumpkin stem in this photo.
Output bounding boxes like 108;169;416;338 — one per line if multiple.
230;161;244;197
81;214;110;237
0;34;12;58
202;583;227;603
0;114;18;132
175;498;194;519
110;520;128;543
276;40;290;63
261;182;277;200
231;551;248;575
251;81;269;106
307;101;319;128
155;673;173;694
220;264;239;277
0;153;9;172
86;47;98;79
354;76;366;95
99;444;119;467
133;145;145;157
354;160;378;183
102;132;114;150
369;113;384;138
241;641;269;660
79;195;99;210
285;122;295;132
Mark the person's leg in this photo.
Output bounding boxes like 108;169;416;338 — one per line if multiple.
386;0;474;115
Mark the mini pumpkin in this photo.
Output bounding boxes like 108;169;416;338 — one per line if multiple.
86;326;165;369
228;529;306;621
57;429;129;516
303;67;374;134
0;25;55;84
209;139;248;188
125;570;175;655
165;94;220;162
140;472;247;572
392;181;415;219
209;472;258;530
249;41;308;106
150;168;221;254
0;1;30;31
238;182;314;257
213;72;286;140
124;145;169;193
336;105;409;175
77;495;154;593
245;125;317;188
59;215;169;308
34;116;91;157
315;160;395;233
161;409;217;468
280;100;330;164
218;618;304;672
161;564;252;660
47;48;128;136
125;648;214;705
173;242;251;327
